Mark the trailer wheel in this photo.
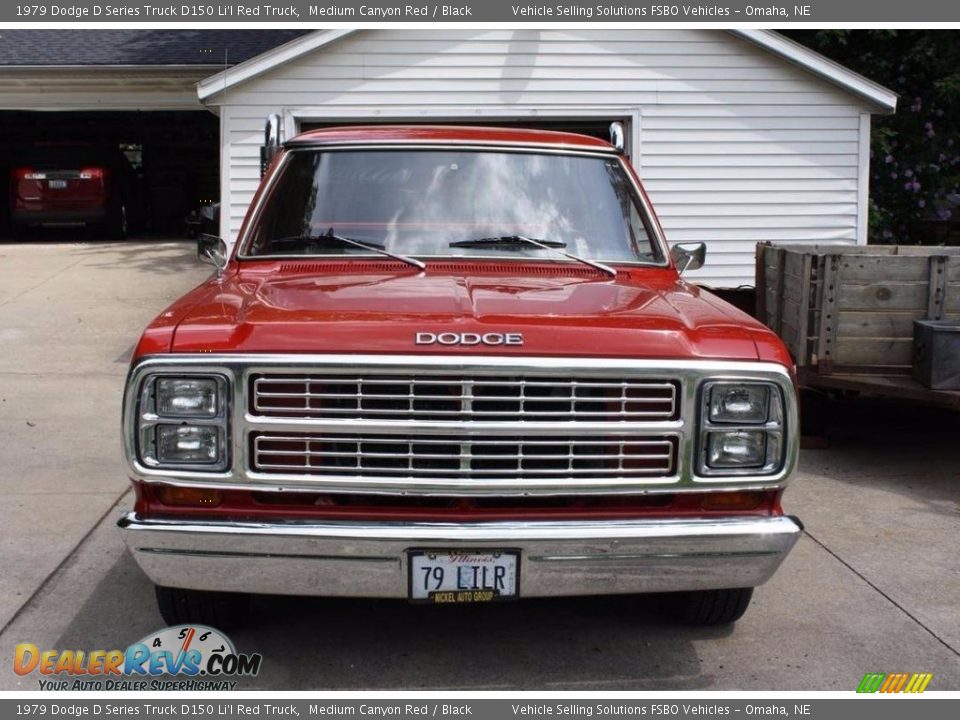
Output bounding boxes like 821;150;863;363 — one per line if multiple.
155;586;250;630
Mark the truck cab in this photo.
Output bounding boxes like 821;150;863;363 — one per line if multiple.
119;125;801;628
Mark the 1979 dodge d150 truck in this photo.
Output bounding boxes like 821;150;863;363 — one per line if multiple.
119;125;801;628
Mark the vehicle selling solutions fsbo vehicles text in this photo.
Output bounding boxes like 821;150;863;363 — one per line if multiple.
510;5;810;17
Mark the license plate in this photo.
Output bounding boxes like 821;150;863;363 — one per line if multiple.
408;550;519;603
47;180;67;189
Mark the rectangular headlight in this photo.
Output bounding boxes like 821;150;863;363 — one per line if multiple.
709;384;769;424
707;431;767;468
699;381;785;477
156;425;221;465
156;377;219;417
136;373;230;471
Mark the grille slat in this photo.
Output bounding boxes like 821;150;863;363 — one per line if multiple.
251;374;679;423
251;433;677;480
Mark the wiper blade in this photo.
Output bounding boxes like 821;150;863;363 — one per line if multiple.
267;229;425;270
450;235;616;277
450;236;567;249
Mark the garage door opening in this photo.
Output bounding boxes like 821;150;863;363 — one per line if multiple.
0;110;218;239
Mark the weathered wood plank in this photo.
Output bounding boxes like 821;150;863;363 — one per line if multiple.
837;282;928;312
784;251;804;281
781;276;804;305
947;257;960;282
774;243;960;257
836;311;923;338
816;255;841;371
780;297;802;330
833;338;914;367
837;255;934;283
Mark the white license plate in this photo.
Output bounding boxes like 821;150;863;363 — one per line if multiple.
47;180;67;189
409;550;519;603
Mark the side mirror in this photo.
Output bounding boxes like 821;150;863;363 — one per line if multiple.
609;121;626;154
198;233;228;276
670;242;707;274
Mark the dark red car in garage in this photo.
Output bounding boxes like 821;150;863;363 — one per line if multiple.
9;144;140;238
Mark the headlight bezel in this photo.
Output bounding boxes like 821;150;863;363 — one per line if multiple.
137;373;231;472
698;381;786;477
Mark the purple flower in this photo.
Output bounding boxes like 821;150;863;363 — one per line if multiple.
886;154;895;164
918;200;926;209
905;169;914;177
937;208;953;221
891;172;899;179
940;153;947;162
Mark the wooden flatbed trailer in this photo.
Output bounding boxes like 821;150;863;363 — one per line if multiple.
755;243;960;410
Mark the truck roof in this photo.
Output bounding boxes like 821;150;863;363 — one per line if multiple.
285;125;617;152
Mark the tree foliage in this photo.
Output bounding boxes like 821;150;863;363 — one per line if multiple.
784;30;960;244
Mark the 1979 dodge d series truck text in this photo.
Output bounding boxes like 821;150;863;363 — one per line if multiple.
118;125;801;628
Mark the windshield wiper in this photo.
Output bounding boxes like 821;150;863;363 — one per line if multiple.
266;229;425;270
450;235;616;277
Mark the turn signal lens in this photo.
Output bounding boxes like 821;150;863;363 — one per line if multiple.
155;486;222;507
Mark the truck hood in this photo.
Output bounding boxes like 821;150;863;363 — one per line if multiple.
161;262;772;361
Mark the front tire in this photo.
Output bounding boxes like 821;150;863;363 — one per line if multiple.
155;586;250;630
665;587;754;625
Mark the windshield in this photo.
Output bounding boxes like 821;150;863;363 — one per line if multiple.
242;149;663;264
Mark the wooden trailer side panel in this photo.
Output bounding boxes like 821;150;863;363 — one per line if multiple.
755;244;960;374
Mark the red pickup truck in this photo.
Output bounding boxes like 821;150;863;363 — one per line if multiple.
119;125;800;628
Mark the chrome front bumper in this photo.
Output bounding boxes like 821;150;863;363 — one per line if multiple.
118;513;802;598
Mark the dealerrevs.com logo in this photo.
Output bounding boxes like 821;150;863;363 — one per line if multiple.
856;672;933;693
14;625;262;691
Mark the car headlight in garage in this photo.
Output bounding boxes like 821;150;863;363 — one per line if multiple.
699;382;784;476
137;374;229;471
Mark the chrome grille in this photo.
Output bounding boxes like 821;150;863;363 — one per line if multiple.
252;433;677;480
250;375;679;422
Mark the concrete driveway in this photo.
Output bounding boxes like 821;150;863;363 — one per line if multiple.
0;240;958;690
0;239;210;631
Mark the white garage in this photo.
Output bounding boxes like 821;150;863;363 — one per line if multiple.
198;29;897;288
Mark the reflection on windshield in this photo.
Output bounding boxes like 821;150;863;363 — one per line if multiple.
245;149;660;263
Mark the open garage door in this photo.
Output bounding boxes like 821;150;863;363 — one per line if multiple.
0;110;218;238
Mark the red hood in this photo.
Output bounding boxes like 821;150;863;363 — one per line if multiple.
138;260;787;363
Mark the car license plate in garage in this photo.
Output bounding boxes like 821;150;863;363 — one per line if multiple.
409;550;519;603
48;180;67;189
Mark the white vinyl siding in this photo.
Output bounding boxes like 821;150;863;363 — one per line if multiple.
208;29;877;288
